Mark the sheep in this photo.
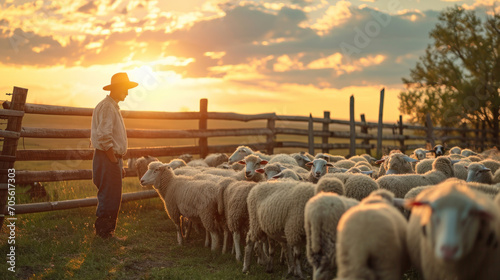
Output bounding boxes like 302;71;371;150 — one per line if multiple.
415;158;434;174
228;145;272;164
236;154;268;182
315;153;345;163
134;155;159;180
354;160;372;169
411;148;429;160
292;151;313;169
466;163;493;184
405;180;500;280
449;146;462;155
271;169;302;181
332;159;356;169
187;159;209;167
322;173;379;201
376;151;415;178
346;166;373;176
495;169;500;184
360;153;377;164
173;166;204;176
453;160;471;180
336;189;409;280
127;157;137;171
178;153;193;163
461;148;479;157
347;155;369;163
140;161;222;251
218;179;257;261
315;176;345;195
306;159;334;183
243;180;316;277
304;191;359;280
377;156;455;198
466;155;483;162
204;153;229;167
216;161;245;171
268;153;300;167
167;158;187;170
479;159;500;174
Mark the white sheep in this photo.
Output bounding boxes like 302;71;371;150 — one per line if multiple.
292;151;314;169
167;158;187;170
377;156;455;198
134;155;159;180
495;169;500;184
449;146;462;155
304;186;358;280
315;153;345;163
204;153;229;167
306;158;334;183
140;161;222;251
336;189;409;280
332;159;356;169
236;154;268;182
480;159;500;174
268;153;300;167
376;152;416;178
466;163;493;184
187;158;209;167
228;145;272;164
411;148;429;160
243;180;316;278
322;173;379;201
415;158;434;174
217;179;257;261
271;168;302;181
461;148;479;157
405;180;500;279
178;153;193;163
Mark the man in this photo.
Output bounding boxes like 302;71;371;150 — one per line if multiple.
91;72;138;239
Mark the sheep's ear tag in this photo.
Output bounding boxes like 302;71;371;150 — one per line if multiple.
255;168;265;174
404;199;431;210
238;160;246;165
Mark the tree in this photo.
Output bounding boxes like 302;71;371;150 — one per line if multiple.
399;6;500;143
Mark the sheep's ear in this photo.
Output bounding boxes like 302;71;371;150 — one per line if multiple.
238;160;246;165
470;206;494;221
279;166;288;171
375;158;385;164
272;172;284;179
479;168;491;173
403;156;418;163
404;199;433;210
340;168;348;173
326;163;334;167
255;168;265;174
361;170;374;175
260;160;268;165
450;160;460;165
464;166;468;170
305;162;313;167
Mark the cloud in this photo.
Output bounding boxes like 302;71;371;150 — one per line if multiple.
77;1;98;14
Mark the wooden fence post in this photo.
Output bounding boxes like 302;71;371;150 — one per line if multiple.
266;114;276;155
360;114;370;155
322;111;330;153
481;121;486;151
398;115;405;153
349;95;356;157
199;98;208;158
376;88;385;158
475;122;480;151
460;122;467;148
308;113;314;155
426;113;435;147
1;87;28;227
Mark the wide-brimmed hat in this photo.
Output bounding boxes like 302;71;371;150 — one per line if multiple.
103;72;138;91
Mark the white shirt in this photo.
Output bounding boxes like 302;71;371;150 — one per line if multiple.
90;95;128;156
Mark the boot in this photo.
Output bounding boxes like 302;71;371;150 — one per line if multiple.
95;216;115;238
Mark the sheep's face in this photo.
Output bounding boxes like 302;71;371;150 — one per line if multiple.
413;149;428;160
239;155;268;179
293;153;312;169
263;164;283;180
306;159;333;179
140;162;167;187
465;164;491;183
407;185;494;262
229;146;252;164
386;154;415;174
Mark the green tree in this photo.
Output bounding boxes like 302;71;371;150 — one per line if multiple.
399;6;500;142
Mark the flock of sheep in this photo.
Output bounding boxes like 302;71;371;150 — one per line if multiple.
131;144;500;280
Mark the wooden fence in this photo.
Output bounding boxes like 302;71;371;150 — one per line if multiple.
0;86;499;220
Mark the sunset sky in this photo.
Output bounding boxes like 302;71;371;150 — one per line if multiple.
0;0;497;122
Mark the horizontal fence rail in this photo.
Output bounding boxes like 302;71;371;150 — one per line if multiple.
1;89;499;217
